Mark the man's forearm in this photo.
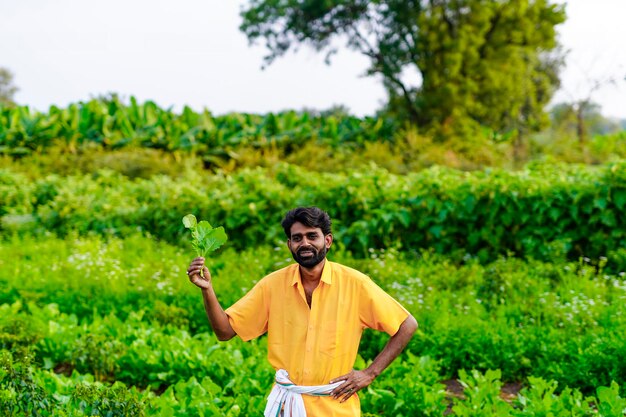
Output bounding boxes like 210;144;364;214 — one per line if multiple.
201;286;236;341
366;315;418;378
330;314;418;401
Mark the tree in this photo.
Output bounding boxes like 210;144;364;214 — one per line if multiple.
556;72;621;144
550;101;621;142
0;67;18;106
240;0;565;141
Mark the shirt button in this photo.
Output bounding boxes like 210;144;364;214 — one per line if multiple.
308;325;313;330
306;347;311;352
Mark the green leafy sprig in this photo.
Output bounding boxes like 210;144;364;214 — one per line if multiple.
182;214;228;277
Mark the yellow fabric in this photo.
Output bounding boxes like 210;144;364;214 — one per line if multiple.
225;260;410;417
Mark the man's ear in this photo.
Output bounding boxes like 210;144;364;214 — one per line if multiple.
325;234;333;249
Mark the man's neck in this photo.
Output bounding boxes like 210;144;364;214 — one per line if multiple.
299;258;326;285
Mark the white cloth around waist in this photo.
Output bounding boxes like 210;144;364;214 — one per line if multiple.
264;369;344;417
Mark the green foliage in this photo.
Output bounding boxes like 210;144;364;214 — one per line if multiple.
0;97;395;166
530;130;626;165
240;0;565;139
2;234;626;397
1;97;623;174
452;369;513;416
595;381;626;417
361;354;448;416
1;119;625;415
69;381;146;417
0;350;54;416
514;377;594;416
1;349;150;416
182;214;228;258
1;232;626;414
414;0;564;137
2;161;625;265
0;145;202;180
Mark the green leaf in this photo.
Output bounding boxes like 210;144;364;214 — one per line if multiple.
184;216;228;257
194;221;214;242
396;209;411;228
182;214;197;229
194;221;228;257
428;225;443;238
548;207;560;222
594;197;607;210
202;227;228;257
601;211;617;227
612;189;626;210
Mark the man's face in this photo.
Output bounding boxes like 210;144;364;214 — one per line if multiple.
287;222;332;268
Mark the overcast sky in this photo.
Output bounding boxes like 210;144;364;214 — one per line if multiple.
1;0;624;119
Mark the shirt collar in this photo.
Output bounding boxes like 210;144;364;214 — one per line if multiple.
321;260;333;285
291;260;333;286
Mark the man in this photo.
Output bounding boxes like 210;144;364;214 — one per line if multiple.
186;206;418;416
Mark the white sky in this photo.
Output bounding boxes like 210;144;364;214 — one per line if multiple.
1;0;624;119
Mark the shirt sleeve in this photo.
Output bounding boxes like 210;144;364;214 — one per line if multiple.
225;279;269;342
358;277;411;336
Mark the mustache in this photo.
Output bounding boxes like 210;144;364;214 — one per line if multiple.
297;246;317;254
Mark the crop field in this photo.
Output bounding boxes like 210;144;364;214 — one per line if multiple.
2;231;626;416
2;101;626;415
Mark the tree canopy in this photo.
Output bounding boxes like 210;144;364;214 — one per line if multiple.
240;0;566;138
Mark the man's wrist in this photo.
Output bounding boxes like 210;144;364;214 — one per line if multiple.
364;366;380;379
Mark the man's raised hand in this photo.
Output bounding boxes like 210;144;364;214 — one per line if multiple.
187;257;212;289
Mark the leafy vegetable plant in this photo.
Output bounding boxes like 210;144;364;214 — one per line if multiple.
182;214;228;277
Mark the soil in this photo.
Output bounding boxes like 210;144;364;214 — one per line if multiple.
53;362;74;376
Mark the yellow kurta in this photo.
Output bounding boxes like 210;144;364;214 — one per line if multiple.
225;261;410;417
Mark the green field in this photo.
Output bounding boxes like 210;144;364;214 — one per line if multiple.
2;232;626;415
2;98;626;415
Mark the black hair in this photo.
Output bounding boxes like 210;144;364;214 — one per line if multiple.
281;207;332;238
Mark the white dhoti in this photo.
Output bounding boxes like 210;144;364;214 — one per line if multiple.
264;369;345;417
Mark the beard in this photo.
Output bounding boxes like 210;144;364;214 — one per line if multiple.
291;245;327;268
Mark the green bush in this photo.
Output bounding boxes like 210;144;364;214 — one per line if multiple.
2;161;625;265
